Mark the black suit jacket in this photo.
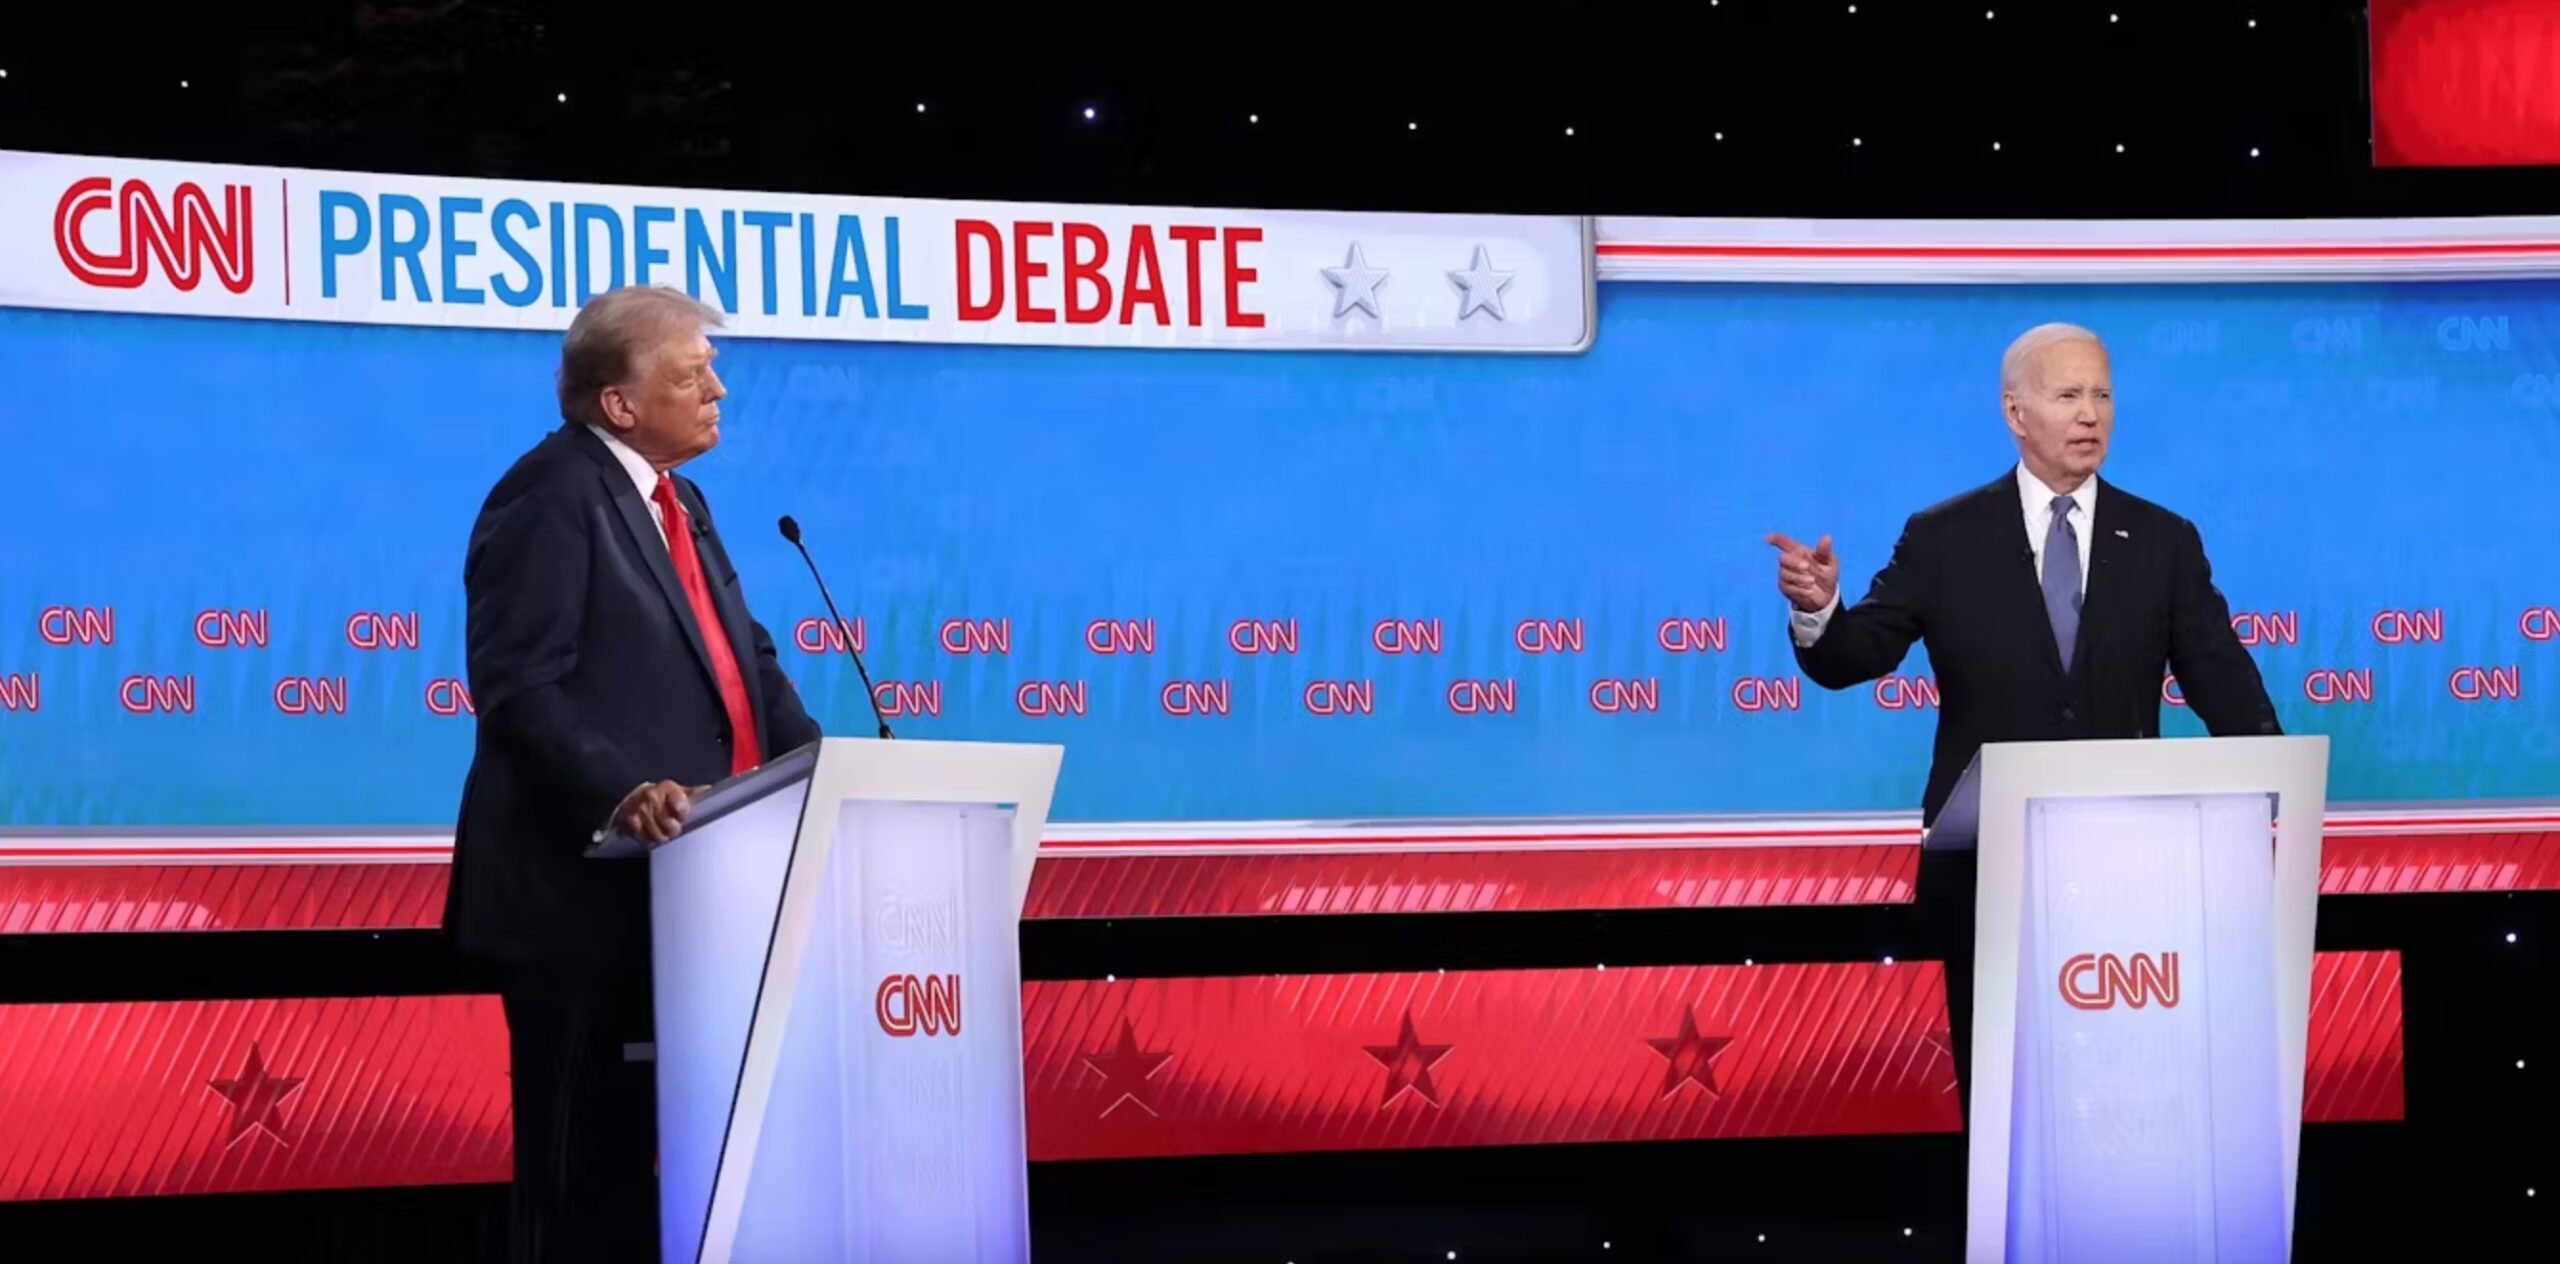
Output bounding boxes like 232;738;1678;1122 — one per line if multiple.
1796;469;2280;825
444;424;822;974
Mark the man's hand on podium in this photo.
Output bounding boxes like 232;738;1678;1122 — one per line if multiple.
1766;532;1840;613
613;779;709;847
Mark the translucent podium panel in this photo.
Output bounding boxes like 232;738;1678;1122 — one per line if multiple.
724;799;1029;1263
650;784;810;1264
2007;793;2283;1264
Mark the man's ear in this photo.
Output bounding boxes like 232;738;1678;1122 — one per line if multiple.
597;384;633;431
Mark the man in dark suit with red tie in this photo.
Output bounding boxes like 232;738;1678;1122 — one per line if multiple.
1766;322;2281;825
445;285;822;1260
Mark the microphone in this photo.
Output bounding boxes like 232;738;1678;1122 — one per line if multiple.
778;515;894;740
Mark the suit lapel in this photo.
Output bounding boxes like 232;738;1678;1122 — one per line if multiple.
2069;480;2128;682
570;427;717;689
1984;471;2068;680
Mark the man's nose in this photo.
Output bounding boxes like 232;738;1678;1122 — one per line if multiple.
705;368;726;401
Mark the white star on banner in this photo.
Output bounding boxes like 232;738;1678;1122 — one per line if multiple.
1448;246;1514;322
1322;243;1390;319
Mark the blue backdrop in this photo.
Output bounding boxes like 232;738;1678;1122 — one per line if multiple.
3;280;2555;826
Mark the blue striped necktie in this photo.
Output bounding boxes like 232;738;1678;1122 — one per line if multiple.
2042;495;2082;672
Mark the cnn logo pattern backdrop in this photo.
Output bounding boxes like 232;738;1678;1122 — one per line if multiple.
2;281;2557;827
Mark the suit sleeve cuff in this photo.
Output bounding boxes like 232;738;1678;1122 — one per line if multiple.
1788;595;1841;648
591;784;642;848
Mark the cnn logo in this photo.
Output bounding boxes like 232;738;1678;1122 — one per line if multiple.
875;973;961;1037
2059;951;2181;1011
55;177;254;293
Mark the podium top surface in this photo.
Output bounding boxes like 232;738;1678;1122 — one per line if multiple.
581;736;1066;860
1921;735;2329;852
584;741;820;860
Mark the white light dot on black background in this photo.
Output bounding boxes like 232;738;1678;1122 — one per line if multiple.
554;92;567;104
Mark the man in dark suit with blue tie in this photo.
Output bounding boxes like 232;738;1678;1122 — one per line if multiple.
1766;322;2280;1116
1767;322;2281;824
445;285;822;1260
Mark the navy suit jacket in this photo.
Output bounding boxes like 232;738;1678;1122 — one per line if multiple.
444;424;821;973
1794;470;2281;825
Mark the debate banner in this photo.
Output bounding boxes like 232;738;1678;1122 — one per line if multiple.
2;150;2557;831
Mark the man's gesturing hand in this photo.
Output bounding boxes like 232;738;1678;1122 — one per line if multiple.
614;779;698;846
1766;533;1840;614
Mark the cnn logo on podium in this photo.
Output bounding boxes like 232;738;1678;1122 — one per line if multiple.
2059;951;2181;1010
875;973;962;1037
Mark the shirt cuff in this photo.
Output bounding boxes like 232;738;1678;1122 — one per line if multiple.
1788;594;1841;648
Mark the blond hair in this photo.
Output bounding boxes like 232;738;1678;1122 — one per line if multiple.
557;286;725;427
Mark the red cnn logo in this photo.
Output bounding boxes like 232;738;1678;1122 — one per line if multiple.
2060;952;2181;1010
875;973;962;1037
55;177;254;293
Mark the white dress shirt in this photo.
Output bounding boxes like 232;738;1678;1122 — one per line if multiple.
587;424;672;547
2015;463;2097;596
1788;464;2098;648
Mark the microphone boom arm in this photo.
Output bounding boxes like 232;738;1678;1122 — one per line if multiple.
779;516;894;740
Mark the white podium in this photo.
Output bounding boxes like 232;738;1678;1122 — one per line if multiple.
1924;735;2329;1264
591;737;1063;1264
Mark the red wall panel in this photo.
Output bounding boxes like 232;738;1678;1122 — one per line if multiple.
0;951;2405;1200
0;996;510;1201
2372;0;2560;167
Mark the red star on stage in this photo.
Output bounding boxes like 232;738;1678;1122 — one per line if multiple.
1645;1007;1736;1100
1921;1026;1960;1094
1080;1018;1172;1118
207;1042;305;1147
1364;1010;1454;1108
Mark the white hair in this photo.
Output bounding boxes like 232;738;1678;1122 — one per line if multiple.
2000;322;2106;393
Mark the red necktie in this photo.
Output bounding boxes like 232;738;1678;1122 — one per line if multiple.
652;474;763;775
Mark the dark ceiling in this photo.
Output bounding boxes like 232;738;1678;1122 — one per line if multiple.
5;0;2557;218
